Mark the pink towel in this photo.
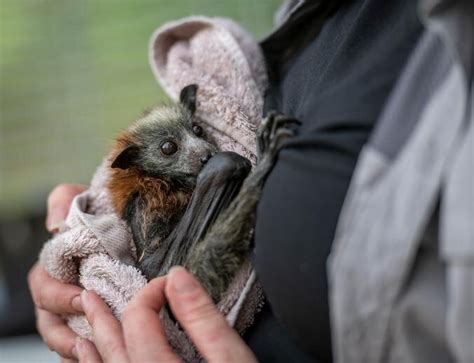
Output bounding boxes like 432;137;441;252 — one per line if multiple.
40;16;267;362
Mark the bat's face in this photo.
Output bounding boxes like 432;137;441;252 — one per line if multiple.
111;105;218;188
138;108;218;186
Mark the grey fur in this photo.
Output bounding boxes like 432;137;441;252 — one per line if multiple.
127;104;218;187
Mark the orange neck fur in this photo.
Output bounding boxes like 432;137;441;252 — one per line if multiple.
107;130;192;220
108;167;191;219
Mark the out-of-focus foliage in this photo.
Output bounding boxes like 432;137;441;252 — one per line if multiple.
0;0;280;217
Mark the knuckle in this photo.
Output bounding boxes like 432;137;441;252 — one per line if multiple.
177;297;232;344
181;299;219;326
51;341;73;358
57;292;74;311
36;314;76;359
41;329;69;356
202;321;228;344
102;340;126;359
35;292;45;310
42;335;57;352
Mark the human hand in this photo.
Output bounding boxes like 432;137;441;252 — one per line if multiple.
28;183;87;359
77;266;258;362
45;183;87;233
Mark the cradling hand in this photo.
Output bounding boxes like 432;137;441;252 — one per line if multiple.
28;183;86;360
77;266;258;363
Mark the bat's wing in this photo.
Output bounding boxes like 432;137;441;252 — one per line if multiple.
140;152;251;279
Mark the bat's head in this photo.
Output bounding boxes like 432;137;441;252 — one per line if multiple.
111;85;218;188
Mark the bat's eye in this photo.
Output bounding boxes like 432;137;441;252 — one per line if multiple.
192;124;203;137
160;141;178;155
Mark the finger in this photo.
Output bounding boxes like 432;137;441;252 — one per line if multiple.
36;308;79;360
122;277;180;363
75;337;103;363
28;263;83;315
81;290;129;363
165;267;257;362
47;183;86;232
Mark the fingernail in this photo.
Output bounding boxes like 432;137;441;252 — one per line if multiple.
71;295;83;313
169;266;198;294
46;205;67;232
80;290;89;308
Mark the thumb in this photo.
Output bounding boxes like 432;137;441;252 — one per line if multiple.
165;267;257;363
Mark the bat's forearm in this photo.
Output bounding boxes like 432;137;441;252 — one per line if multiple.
186;184;261;301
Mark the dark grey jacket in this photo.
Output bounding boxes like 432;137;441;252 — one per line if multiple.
250;1;422;361
329;0;474;362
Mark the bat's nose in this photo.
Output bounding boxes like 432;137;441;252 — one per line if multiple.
200;153;213;165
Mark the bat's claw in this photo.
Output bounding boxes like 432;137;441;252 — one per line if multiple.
257;111;300;161
239;112;300;189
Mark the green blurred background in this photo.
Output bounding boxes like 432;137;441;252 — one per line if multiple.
0;0;280;351
0;0;280;218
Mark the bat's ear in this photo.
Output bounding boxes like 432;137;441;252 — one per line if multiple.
111;145;140;169
179;84;198;115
